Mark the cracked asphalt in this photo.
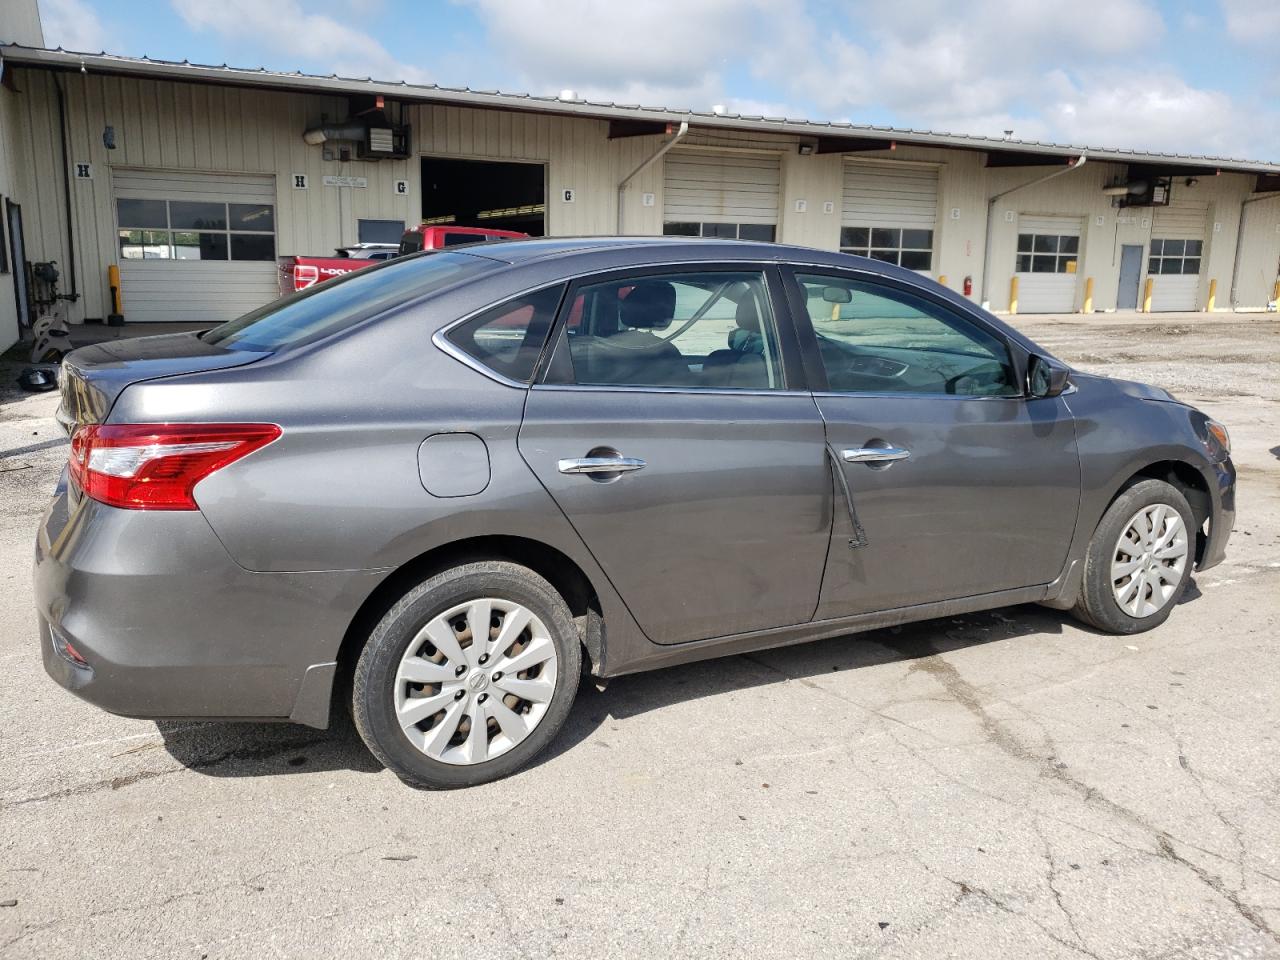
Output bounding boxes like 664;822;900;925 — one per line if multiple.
2;312;1278;959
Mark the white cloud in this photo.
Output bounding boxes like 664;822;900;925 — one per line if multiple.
39;0;114;52
457;0;1276;159
1044;70;1266;159
170;0;430;82
1220;0;1280;43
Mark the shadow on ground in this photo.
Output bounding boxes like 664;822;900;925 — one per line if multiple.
158;600;1085;782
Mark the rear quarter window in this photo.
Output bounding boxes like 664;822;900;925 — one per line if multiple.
443;285;565;384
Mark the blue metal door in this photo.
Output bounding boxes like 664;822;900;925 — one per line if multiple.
1117;244;1143;310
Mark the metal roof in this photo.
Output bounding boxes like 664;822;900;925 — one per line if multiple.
4;43;1278;175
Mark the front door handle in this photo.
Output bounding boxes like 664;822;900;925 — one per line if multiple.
842;446;910;464
558;456;647;475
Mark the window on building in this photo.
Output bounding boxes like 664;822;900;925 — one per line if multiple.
663;222;776;242
1015;233;1079;274
117;199;276;262
840;227;934;271
1148;239;1202;276
357;218;405;245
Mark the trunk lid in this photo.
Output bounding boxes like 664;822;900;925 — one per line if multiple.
57;332;269;433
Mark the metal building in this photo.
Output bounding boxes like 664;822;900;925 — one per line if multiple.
2;2;1278;353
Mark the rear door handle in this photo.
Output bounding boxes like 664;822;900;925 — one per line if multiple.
842;446;910;464
557;456;647;475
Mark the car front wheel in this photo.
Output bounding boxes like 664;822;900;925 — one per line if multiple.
1072;478;1196;634
353;561;582;788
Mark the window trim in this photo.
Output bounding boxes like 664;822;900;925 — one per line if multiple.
530;261;808;395
779;265;1030;400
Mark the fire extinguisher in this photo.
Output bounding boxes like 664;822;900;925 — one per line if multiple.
963;275;973;297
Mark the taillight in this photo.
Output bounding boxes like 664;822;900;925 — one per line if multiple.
68;423;281;510
294;264;319;290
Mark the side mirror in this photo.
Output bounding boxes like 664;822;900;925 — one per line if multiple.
1028;354;1071;398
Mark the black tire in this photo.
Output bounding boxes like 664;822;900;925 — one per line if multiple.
1072;479;1196;634
353;561;582;788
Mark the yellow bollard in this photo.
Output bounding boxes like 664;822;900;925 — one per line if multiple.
938;275;948;288
107;264;124;325
1273;279;1279;304
1206;278;1217;312
1083;277;1094;314
1009;276;1019;315
1142;277;1154;313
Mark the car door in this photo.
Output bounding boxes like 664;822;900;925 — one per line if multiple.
783;268;1081;618
518;264;832;645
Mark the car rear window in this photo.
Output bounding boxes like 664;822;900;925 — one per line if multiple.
203;251;492;352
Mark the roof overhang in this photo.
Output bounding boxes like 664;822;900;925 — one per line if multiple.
4;44;1278;176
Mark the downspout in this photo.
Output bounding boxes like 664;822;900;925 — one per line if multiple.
980;154;1087;308
52;74;80;302
616;120;688;235
1228;190;1280;309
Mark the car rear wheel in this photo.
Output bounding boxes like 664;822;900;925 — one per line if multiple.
352;561;581;788
1072;479;1195;634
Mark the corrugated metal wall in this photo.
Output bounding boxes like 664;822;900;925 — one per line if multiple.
3;61;1275;330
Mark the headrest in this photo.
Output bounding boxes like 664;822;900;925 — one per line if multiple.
619;281;677;330
735;296;761;335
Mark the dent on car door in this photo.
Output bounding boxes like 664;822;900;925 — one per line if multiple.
785;270;1082;618
517;265;833;645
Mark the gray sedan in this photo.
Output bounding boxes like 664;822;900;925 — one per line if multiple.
36;237;1235;788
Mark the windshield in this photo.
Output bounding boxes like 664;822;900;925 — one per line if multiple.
202;251;493;352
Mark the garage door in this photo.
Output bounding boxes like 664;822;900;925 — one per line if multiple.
663;152;780;240
839;163;938;274
1149;200;1207;312
114;170;279;323
1015;215;1082;313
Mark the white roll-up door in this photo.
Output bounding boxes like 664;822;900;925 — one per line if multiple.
841;163;937;228
839;163;938;273
1015;215;1082;313
663;152;780;232
113;170;279;323
1149;199;1207;311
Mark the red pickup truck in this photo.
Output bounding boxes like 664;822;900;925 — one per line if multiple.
279;225;527;293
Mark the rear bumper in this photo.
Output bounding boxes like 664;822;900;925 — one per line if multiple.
1197;456;1235;571
34;479;382;727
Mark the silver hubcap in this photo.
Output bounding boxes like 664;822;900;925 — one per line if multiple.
394;598;558;766
1110;503;1189;618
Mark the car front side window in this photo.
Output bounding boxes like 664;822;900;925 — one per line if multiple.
558;271;785;390
795;273;1019;398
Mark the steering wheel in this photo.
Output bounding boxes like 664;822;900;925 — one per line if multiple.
945;362;1010;395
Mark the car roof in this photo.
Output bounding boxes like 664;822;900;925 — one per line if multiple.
459;235;848;265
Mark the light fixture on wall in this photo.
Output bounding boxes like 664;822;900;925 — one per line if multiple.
102;125;116;150
798;143;815;156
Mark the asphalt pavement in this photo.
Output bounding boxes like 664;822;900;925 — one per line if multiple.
1;312;1277;959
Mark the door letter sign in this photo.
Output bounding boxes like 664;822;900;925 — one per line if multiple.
74;162;92;179
292;174;309;189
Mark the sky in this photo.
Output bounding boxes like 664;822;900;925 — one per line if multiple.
33;0;1280;161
